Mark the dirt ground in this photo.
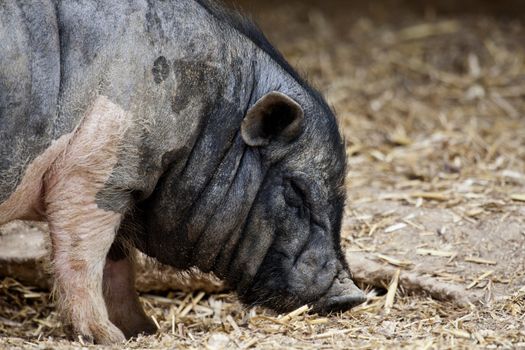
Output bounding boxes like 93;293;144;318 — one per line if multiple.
1;0;524;349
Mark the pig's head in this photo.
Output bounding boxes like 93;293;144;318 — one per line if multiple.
139;63;365;315
223;89;366;314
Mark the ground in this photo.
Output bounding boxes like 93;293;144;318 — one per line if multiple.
1;0;524;349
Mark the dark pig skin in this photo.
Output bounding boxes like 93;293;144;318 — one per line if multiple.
0;0;365;344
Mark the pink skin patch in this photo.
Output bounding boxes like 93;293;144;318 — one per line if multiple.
1;96;151;344
0;134;70;223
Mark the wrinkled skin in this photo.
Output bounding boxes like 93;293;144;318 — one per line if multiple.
0;0;365;343
234;168;361;313
135;74;366;314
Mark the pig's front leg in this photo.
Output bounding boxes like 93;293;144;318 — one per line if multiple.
103;244;157;339
44;96;133;344
46;192;125;344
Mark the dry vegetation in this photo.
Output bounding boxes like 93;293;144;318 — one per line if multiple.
1;0;524;348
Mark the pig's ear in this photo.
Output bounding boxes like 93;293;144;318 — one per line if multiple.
241;91;304;147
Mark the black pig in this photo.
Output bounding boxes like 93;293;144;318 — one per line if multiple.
0;0;365;344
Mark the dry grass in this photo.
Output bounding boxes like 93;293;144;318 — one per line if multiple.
1;278;524;349
1;0;524;348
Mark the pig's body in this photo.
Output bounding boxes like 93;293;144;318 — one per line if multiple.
1;0;253;216
0;0;365;344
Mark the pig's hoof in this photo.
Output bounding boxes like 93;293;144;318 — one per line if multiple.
139;318;158;336
92;322;127;345
68;321;126;345
118;314;158;339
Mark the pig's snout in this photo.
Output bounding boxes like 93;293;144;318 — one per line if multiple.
312;270;366;314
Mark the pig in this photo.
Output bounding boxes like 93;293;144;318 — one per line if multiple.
0;0;366;344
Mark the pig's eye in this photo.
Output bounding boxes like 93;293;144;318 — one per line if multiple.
283;180;305;208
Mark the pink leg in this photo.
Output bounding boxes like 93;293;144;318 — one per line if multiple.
44;96;133;344
46;191;126;344
103;255;157;339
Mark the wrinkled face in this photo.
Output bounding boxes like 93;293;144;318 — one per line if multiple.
237;170;363;313
232;91;366;314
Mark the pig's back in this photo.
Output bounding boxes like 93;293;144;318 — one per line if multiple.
0;0;227;206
